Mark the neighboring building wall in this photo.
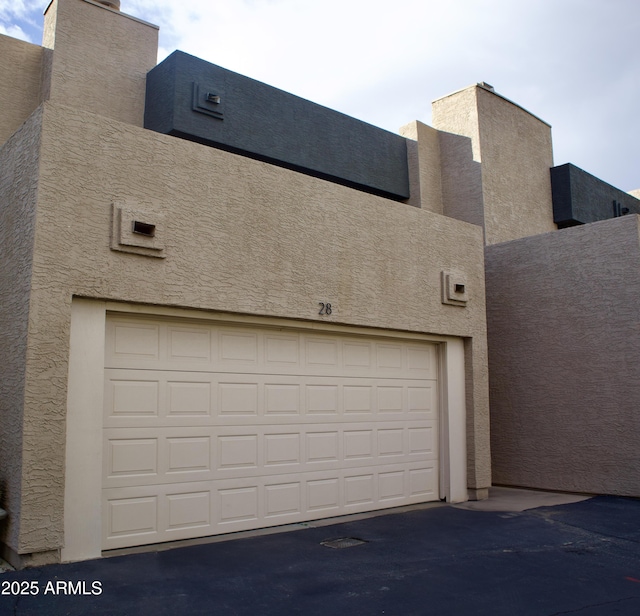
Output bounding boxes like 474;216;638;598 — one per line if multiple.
0;35;46;146
2;100;490;560
485;215;640;496
0;109;43;561
42;0;158;127
432;84;557;244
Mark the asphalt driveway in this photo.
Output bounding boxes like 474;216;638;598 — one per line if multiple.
1;491;639;615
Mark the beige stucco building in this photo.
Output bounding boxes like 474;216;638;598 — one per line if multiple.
1;0;496;568
2;0;637;570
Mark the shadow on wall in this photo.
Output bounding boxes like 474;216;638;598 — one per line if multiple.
439;132;484;231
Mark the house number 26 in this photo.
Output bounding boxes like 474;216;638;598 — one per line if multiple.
318;302;333;316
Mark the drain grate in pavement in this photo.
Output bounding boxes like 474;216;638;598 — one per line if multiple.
320;537;368;549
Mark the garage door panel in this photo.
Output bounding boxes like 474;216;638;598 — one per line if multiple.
107;321;161;362
103;463;437;549
104;371;211;426
409;425;438;457
107;378;160;418
409;466;438;499
104;421;437;491
105;371;437;427
343;341;373;369
407;345;436;374
264;432;301;466
103;316;441;550
343;384;374;414
106;437;159;480
218;382;259;416
377;428;405;457
104;481;217;549
264;383;301;416
168;326;212;362
218;330;259;365
264;334;300;365
304;337;339;367
166;436;212;474
264;481;302;519
167;381;212;416
105;495;159;544
305;384;339;415
378;469;406;502
165;491;212;533
103;460;439;550
106;318;438;379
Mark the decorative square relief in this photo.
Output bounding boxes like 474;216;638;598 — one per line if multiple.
192;82;224;120
441;271;468;306
111;201;166;258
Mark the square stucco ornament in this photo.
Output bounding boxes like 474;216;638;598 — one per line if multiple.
441;271;468;306
111;201;166;258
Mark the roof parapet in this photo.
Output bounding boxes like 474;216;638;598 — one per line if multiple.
94;0;120;9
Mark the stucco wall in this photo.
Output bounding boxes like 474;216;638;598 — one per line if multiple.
399;121;444;213
10;101;490;555
0;108;43;552
432;85;557;244
486;215;640;496
430;87;485;229
43;0;158;127
438;131;485;230
0;35;46;146
475;87;556;244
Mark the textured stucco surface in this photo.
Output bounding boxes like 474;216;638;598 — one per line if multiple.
432;85;557;244
0;108;43;553
0;35;45;146
8;101;490;555
438;130;484;230
551;163;640;227
486;215;640;496
431;88;485;233
475;87;556;244
399;121;444;213
146;51;410;200
43;0;158;127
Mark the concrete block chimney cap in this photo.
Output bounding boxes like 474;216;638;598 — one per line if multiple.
95;0;121;9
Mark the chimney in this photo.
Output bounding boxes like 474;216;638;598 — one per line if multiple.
42;0;157;126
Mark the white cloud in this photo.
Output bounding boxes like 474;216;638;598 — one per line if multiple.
0;22;30;41
0;0;47;43
0;0;42;22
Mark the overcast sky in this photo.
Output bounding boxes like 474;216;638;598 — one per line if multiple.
1;0;638;191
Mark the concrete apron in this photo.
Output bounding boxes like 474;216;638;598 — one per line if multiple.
453;486;591;512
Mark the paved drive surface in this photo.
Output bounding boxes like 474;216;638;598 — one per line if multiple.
1;491;639;615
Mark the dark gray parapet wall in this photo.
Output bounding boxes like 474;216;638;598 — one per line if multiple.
144;51;410;201
551;163;640;228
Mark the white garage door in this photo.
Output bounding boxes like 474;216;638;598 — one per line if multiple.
102;316;439;550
